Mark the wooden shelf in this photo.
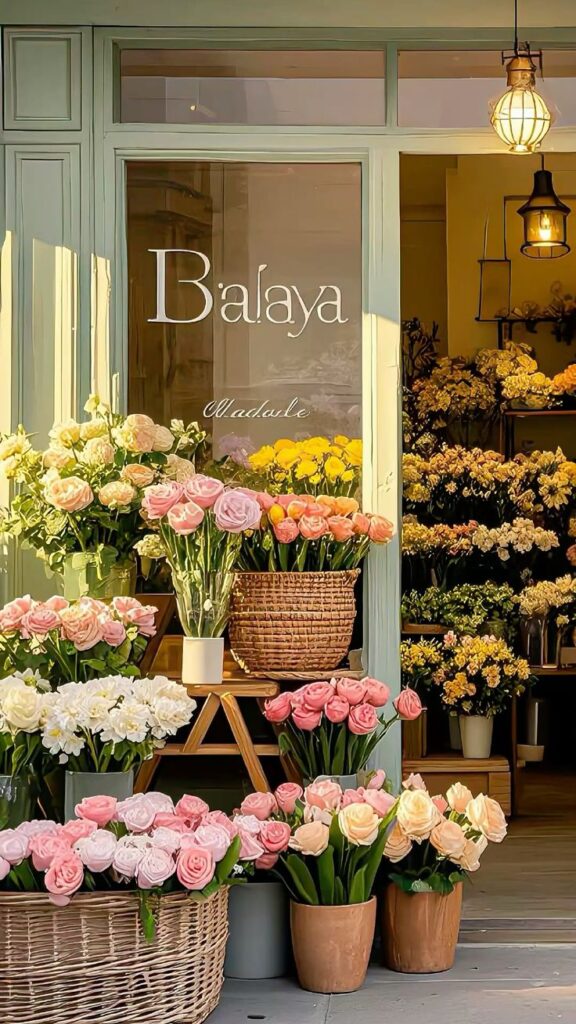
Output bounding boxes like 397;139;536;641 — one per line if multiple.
503;408;576;418
529;666;576;676
404;754;511;814
402;623;447;635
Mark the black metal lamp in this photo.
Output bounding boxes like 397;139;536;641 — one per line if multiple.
518;165;571;258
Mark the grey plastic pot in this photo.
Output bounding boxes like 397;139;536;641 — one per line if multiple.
225;881;291;980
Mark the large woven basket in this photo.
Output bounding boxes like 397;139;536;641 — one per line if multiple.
229;570;360;674
0;888;228;1024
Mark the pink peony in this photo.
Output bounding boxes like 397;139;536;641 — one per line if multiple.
324;694;350;724
0;829;30;865
175;795;210;827
213;489;261;533
167;500;204;535
327;515;355;542
292;706;322;731
44;849;84;906
335;678;367;706
348;703;378;735
304;780;342;812
273;519;299;543
255;852;278;870
368;514;394;543
60;819;98;844
187;823;230;862
112;597;157;637
299;514;328;541
141;481;183;519
394;688;423;721
259;820;291;854
274;782;303;815
176;845;215;890
366;769;387;791
300;681;334;711
21;605;61;637
362;677;391;708
237;829;265;861
137;846;176;888
239;792;277;821
60;606;102;651
100;619;127;647
264;692;292;723
75;795;118;827
45;596;69;612
0;595;34;632
363;788;396;817
183;475;225;509
74;829;117;873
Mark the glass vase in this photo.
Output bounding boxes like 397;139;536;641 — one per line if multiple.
519;615;549;666
62;548;137;600
0;775;34;828
171;568;234;638
64;769;134;821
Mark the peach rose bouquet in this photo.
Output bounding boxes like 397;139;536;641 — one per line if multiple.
0;395;205;589
0;790;242;939
240;778;397;905
239;491;393;572
264;677;422;779
0;595;157;683
140;476;261;637
384;776;507;894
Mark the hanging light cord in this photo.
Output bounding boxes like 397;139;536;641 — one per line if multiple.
514;0;519;53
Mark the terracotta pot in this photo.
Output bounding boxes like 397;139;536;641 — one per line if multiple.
382;883;462;974
290;898;376;993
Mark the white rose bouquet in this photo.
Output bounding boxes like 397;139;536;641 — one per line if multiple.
0;395;205;584
41;675;196;773
0;670;50;778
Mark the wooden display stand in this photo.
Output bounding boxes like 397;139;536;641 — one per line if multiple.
403;754;511;815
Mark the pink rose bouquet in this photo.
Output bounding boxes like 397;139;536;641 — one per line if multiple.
0;397;205;582
240;779;397;905
384;777;507;894
140;475;261;637
0;790;243;939
0;595;158;683
238;491;394;572
264;676;422;779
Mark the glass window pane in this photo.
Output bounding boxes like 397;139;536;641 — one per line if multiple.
126;161;362;460
120;49;385;125
398;49;576;128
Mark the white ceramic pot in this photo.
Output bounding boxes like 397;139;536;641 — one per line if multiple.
182;636;224;685
459;715;493;759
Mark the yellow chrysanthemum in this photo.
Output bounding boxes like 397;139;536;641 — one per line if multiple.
344;439;362;467
249;445;275;471
275;446;301;470
324;455;346;481
273;438;296;451
295;459;319;480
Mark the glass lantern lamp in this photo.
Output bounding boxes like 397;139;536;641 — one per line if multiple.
489;2;552;153
518;168;571;258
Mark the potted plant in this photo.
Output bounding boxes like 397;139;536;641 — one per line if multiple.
40;675;196;818
254;777;396;993
263;677;421;787
0;790;241;1024
0;671;48;827
223;784;301;980
430;633;531;758
229;465;394;674
0;397;205;599
141;476;261;683
0;594;158;684
382;778;507;973
402;583;519;641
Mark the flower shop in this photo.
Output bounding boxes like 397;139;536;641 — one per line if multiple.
3;1;576;1021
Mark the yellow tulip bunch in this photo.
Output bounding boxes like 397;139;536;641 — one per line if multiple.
248;435;362;496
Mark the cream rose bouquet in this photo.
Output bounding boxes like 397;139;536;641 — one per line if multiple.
263;678;422;779
0;595;157;684
41;675;196;773
243;777;397;905
140;476;261;637
384;777;507;894
0;396;205;582
0;671;49;779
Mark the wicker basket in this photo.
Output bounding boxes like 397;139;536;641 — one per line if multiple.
229;570;360;674
0;888;229;1024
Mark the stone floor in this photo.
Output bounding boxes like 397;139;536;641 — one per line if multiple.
210;947;576;1024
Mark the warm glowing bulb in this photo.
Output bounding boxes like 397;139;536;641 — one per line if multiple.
538;212;552;241
491;85;552;153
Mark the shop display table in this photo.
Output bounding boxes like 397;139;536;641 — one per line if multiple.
136;678;295;794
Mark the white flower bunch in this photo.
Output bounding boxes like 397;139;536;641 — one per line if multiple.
519;575;576;617
0;670;51;776
40;675;196;772
472;518;559;561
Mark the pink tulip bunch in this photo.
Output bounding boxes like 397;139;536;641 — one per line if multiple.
0;595;157;683
264;677;422;779
0;791;245;925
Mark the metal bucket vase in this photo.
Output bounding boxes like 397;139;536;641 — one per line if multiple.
229;570;360;674
64;770;134;821
225;882;291;979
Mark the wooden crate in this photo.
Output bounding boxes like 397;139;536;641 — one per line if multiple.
403;754;511;815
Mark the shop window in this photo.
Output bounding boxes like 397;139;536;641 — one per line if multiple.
119;49;386;125
125;160;362;462
398;49;576;128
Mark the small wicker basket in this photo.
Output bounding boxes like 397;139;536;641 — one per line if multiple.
229;569;360;674
0;888;229;1024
